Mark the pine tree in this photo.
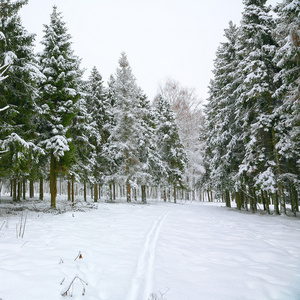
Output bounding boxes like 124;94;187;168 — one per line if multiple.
38;6;83;208
0;0;42;199
154;95;187;203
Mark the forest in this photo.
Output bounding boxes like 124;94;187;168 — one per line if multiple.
0;0;299;215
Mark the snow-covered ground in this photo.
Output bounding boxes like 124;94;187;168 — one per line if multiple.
0;198;300;300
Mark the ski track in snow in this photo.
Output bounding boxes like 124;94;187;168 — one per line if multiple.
126;211;170;300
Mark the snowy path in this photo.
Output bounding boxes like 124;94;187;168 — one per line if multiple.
127;211;169;300
0;201;300;299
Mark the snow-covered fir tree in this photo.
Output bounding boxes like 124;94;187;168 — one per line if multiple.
205;21;242;207
154;95;187;203
204;0;300;213
68;93;94;202
38;6;83;208
106;52;145;202
84;67;110;202
273;0;300;215
234;0;283;213
0;0;42;200
134;90;165;203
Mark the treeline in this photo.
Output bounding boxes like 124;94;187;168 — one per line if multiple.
0;2;204;207
203;0;299;215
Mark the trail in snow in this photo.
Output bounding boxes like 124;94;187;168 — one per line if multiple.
126;211;170;300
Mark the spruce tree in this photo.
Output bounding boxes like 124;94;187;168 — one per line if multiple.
106;53;142;202
273;0;300;215
135;90;165;203
234;0;281;212
205;21;241;206
85;67;110;202
38;6;83;208
154;95;187;203
0;0;42;199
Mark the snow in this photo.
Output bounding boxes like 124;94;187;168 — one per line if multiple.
0;199;299;300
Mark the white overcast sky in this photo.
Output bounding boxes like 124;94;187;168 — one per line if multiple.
20;0;279;101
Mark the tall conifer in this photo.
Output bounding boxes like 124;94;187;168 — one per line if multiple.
38;6;83;208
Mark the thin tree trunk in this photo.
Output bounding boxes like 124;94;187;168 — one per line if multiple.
271;128;286;214
22;178;26;200
83;180;87;202
290;182;297;217
67;181;71;201
39;178;44;201
13;178;17;201
94;184;98;203
263;190;270;215
71;177;75;204
174;185;177;204
113;181;116;201
261;190;266;211
141;185;147;203
236;191;241;210
134;188;137;202
50;151;57;208
29;180;34;198
163;188;167;202
17;180;21;201
126;179;131;203
207;190;211;202
10;179;13;197
273;192;280;215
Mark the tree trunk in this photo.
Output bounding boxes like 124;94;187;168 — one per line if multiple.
67;181;71;201
113;181;116;201
163;188;166;202
207;190;211;202
174;185;177;204
83;180;87;202
22;178;26;200
126;179;131;203
29;180;34;198
39;178;44;201
261;190;266;211
236;191;241;210
273;192;280;215
50;151;57;208
17;180;21;201
141;185;147;203
13;178;17;201
225;189;231;208
10;179;13;197
134;188;137;202
109;183;113;201
265;191;270;215
271;128;286;214
94;184;98;203
290;182;298;217
71;177;75;204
